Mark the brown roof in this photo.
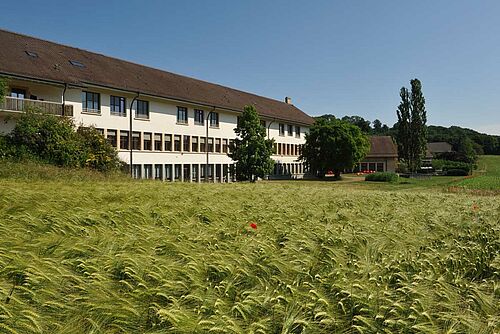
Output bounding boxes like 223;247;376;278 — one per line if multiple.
427;142;453;154
0;29;313;125
367;136;398;158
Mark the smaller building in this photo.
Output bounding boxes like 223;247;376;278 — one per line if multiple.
354;136;398;172
427;142;453;156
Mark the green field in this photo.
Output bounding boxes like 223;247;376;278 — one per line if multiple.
0;160;499;333
453;155;500;191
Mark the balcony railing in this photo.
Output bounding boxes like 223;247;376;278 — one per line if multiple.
0;96;73;116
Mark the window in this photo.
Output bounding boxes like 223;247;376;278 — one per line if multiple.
200;137;206;152
69;60;85;68
273;143;278;154
82;91;100;113
134;100;149;119
209;112;219;127
120;131;129;150
144;164;153;179
228;139;234;153
192;136;199;152
260;120;266;128
279;123;285;136
183;135;190;152
132;132;141;150
194;109;204;125
155;164;163;180
215;138;221;153
10;88;26;99
143;132;152;151
154;133;162;151
222;139;228;153
132;164;141;179
107;129;117;147
177;107;188;124
295;126;301;138
287;125;293;136
25;51;38;58
174;135;181;151
207;138;214;152
164;134;172;151
110;96;126;116
377;163;384;172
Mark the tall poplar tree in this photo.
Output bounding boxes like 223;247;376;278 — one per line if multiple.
396;79;427;173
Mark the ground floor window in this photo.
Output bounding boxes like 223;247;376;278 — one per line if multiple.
154;164;163;180
132;164;141;179
144;164;153;179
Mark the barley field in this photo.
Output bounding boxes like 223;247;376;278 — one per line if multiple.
0;161;498;333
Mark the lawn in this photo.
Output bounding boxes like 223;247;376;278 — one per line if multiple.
0;161;498;333
453;155;500;191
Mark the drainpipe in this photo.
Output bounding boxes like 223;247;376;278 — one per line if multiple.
62;83;67;116
205;106;216;182
129;92;140;177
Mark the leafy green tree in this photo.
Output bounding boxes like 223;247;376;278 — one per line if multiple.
396;79;427;173
300;118;370;179
229;105;274;181
0;77;7;103
341;115;371;134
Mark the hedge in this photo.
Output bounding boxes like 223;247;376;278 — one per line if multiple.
365;172;399;182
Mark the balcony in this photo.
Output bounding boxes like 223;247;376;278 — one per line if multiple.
0;96;73;117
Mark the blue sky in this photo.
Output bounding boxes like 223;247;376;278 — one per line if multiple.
1;0;499;134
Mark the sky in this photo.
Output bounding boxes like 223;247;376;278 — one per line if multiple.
1;0;499;135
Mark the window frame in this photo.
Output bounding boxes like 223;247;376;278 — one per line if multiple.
279;123;285;136
194;109;204;125
134;100;149;120
82;91;100;114
110;95;126;116
177;106;188;124
209;112;219;128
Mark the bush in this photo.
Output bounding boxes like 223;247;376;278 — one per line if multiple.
5;109;121;172
433;159;472;173
446;169;469;176
365;172;399;182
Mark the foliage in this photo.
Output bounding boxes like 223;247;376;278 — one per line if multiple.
432;159;472;173
446;168;469;176
428;125;500;155
454;155;500;191
0;77;7;103
229;105;274;181
365;172;399;182
301;118;369;179
396;78;428;173
0;162;498;333
4;109;121;172
341;115;371;133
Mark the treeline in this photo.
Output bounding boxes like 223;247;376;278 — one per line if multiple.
316;115;500;155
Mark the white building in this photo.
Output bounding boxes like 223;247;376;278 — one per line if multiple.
0;29;314;182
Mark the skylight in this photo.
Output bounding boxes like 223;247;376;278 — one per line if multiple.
25;51;38;58
69;60;85;68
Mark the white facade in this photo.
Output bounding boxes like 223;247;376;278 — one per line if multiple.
1;78;309;182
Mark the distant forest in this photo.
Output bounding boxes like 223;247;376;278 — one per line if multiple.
316;115;500;155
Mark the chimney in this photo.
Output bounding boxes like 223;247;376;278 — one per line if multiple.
284;96;292;105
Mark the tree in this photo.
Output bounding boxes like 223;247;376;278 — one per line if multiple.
0;77;7;104
341;115;371;134
229;105;274;182
300;118;370;179
395;79;427;173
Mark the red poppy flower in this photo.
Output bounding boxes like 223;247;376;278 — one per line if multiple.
250;223;257;229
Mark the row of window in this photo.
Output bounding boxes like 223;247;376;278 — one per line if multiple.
82;91;221;126
131;163;235;182
279;123;301;138
98;128;302;156
102;129;234;153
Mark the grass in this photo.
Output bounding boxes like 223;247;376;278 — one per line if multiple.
453;155;500;191
0;160;499;333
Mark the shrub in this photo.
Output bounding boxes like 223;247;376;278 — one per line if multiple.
5;109;121;172
433;159;472;173
365;172;399;182
446;169;469;176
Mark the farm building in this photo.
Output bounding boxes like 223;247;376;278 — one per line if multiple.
353;136;398;172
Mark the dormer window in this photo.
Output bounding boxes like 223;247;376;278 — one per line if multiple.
69;60;85;68
25;51;38;58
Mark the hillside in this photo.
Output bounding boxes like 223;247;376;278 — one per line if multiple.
0;162;498;333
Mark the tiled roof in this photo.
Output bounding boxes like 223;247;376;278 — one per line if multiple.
427;142;453;154
0;29;313;125
367;136;398;158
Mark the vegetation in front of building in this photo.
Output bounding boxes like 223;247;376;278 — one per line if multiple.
432;159;473;174
0;109;122;172
229;105;274;182
364;171;399;182
300;118;370;179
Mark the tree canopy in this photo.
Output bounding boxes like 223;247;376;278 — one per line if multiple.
228;105;274;181
300;118;370;179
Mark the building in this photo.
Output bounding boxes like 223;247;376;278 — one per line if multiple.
0;29;313;182
427;142;453;156
354;136;398;172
